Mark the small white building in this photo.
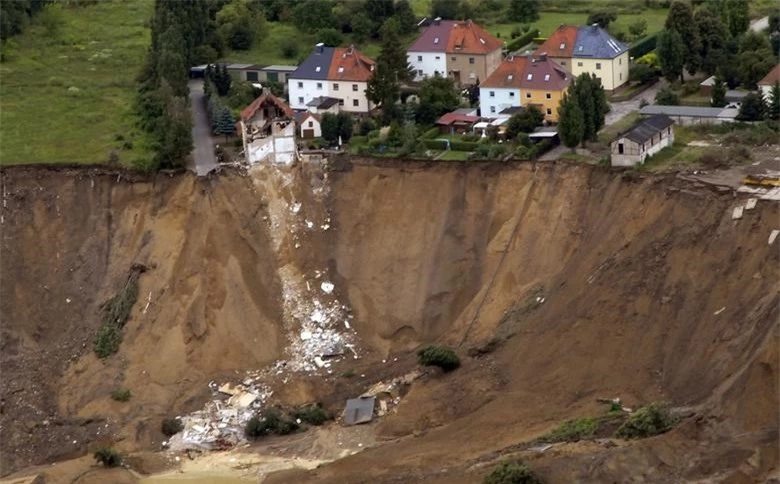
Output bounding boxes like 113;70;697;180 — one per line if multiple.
611;114;675;167
295;111;321;139
239;92;298;165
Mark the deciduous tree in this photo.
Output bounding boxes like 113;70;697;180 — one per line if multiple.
415;75;460;125
665;1;701;78
558;93;584;149
736;92;765;121
587;11;617;29
694;8;730;76
723;0;749;37
710;77;726;107
657;29;685;82
507;0;539;23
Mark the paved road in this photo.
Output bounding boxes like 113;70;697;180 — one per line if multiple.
750;16;769;33
605;80;664;126
188;80;218;176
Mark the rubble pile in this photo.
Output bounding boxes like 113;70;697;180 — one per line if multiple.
168;381;272;452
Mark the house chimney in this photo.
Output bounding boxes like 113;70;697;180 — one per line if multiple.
434;16;441;25
315;42;324;53
538;53;547;61
591;23;599;31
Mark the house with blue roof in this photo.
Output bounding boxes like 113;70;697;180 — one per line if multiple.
535;24;629;91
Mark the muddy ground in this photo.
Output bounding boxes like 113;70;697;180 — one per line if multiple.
0;160;777;482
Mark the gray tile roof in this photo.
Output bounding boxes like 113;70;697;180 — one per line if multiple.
306;96;340;109
263;65;298;72
622;114;674;144
344;397;375;425
573;25;628;59
639;105;739;118
291;45;335;80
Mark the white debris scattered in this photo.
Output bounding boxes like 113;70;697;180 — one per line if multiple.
65;298;71;304
714;307;726;315
290;202;302;213
300;330;313;341
321;281;335;294
732;205;744;220
321;224;330;230
344;320;350;329
306;220;314;229
745;198;757;210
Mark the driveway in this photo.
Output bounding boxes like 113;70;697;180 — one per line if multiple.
188;80;218;176
605;80;664;126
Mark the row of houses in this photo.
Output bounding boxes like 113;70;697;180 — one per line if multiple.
281;20;630;120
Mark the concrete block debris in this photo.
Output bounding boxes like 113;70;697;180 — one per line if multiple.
321;281;334;294
732;205;744;220
744;198;757;210
344;397;376;425
769;229;779;245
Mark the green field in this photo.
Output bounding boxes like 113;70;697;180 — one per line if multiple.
489;10;669;39
0;0;154;165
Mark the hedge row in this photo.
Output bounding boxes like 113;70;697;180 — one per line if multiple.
422;139;448;150
629;33;658;59
450;140;480;151
420;127;440;139
505;29;541;53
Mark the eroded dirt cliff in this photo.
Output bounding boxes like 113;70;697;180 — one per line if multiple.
1;161;777;482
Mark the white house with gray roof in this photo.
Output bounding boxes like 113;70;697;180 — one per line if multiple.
611;114;675;166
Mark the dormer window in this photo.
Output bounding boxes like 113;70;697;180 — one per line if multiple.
544;74;550;81
527;73;532;80
559;43;565;49
315;66;321;72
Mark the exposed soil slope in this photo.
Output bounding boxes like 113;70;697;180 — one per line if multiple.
1;161;777;483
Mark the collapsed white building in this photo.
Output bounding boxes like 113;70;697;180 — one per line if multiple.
239;92;299;165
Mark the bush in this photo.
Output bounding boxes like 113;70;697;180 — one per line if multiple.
544;417;599;442
245;408;300;439
655;87;679;106
94;269;141;358
449;140;479;151
317;28;343;47
417;345;460;372
615;403;678;439
630;63;658;85
280;38;299;59
161;417;183;437
359;118;377;136
419;126;440;139
111;389;131;402
94;446;122;467
293;404;329;426
423;139;447;150
484;460;544;484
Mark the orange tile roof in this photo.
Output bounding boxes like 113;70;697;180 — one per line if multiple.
758;64;780;86
328;47;375;82
534;25;578;58
481;56;529;88
446;20;503;55
240;92;293;121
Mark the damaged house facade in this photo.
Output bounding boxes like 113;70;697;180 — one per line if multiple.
239;92;298;165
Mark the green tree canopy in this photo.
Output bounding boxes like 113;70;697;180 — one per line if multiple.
736;92;765;121
694;8;730;76
657;29;685;82
587;11;617;29
431;0;459;20
665;0;701;78
415;76;461;125
507;0;539;23
710;77;727;107
558;93;584;149
505;106;544;139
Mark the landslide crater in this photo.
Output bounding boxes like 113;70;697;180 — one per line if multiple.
1;161;777;483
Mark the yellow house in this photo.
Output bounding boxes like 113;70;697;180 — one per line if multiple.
535;24;629;91
519;55;571;122
572;52;629;91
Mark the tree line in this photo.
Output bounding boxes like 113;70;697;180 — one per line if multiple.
135;1;212;169
1;0;49;41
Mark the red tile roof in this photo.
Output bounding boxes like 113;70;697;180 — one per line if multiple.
758;64;780;86
240;92;294;121
328;47;375;82
409;20;502;55
534;25;578;58
436;112;481;126
481;56;529;89
519;56;571;92
408;20;456;52
447;20;503;55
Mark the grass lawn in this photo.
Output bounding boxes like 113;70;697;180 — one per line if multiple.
439;150;471;161
0;0;154;166
487;10;668;39
598;111;642;144
221;23;314;66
